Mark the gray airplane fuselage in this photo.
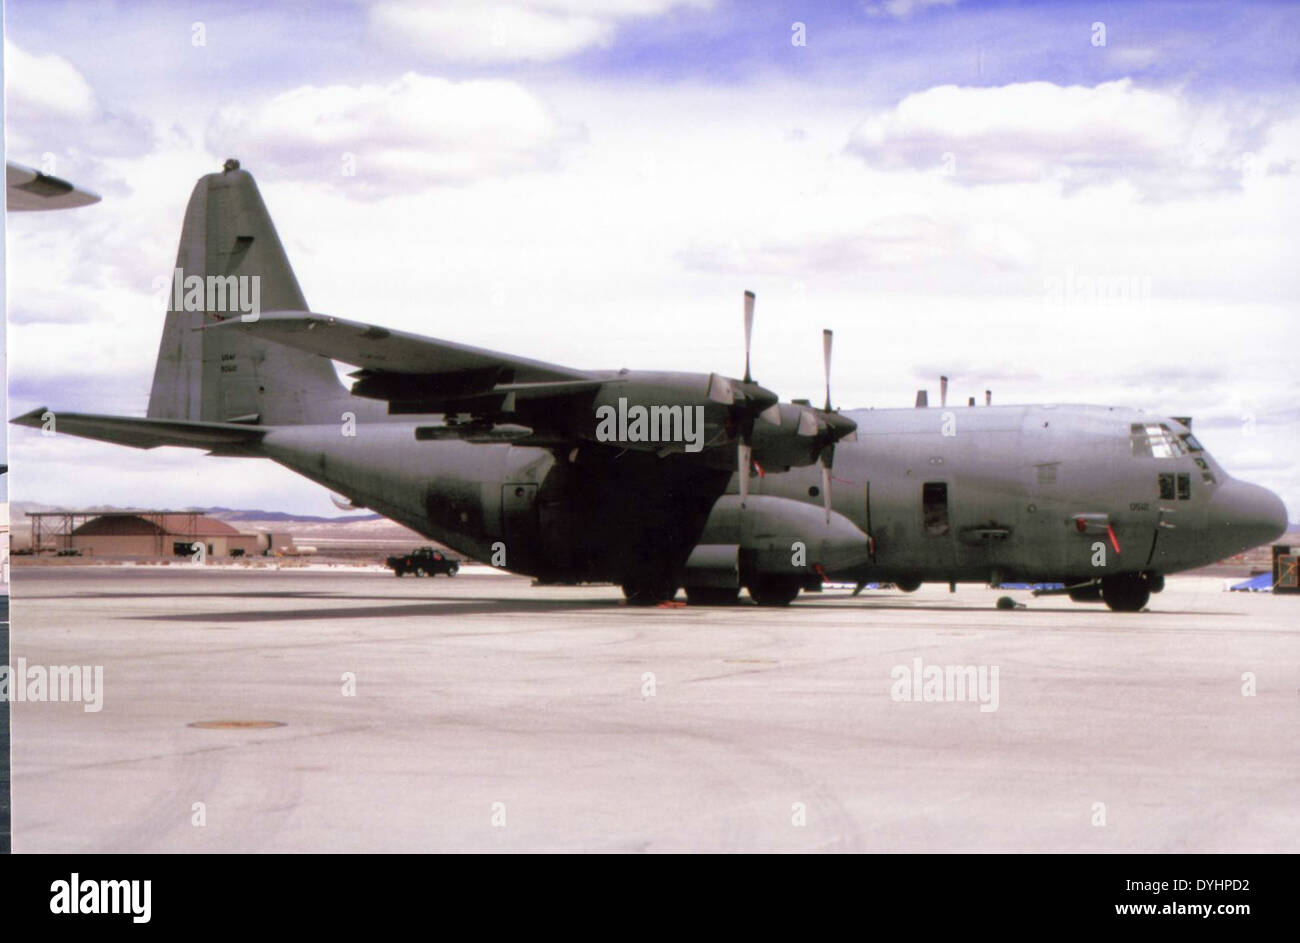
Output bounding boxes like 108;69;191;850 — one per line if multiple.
255;399;1283;588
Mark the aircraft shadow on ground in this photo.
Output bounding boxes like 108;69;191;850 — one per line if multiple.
92;590;1243;622
124;595;624;623
782;599;1243;616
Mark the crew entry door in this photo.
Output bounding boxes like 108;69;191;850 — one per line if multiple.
921;480;956;573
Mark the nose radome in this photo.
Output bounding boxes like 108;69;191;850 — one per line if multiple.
1209;479;1289;554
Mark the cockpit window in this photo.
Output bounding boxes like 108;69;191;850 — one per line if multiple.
1130;422;1186;458
1180;433;1204;453
1130;424;1151;458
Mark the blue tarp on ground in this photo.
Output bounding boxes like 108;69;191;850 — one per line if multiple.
1230;573;1273;592
826;581;1067;591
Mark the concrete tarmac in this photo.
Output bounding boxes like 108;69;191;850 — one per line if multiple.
8;566;1297;852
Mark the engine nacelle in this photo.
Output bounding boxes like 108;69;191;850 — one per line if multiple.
684;495;871;587
578;372;838;471
586;371;734;456
749;403;821;470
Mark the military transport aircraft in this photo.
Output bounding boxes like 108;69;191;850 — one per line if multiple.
13;162;1288;610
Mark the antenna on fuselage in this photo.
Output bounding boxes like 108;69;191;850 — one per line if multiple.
940;376;948;408
985;389;992;406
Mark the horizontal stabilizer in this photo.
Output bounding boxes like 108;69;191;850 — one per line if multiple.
11;407;267;453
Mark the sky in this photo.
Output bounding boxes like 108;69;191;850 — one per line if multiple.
4;0;1299;517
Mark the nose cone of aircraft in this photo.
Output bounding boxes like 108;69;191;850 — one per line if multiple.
1208;478;1289;555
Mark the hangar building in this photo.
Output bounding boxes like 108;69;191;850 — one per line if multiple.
29;511;267;558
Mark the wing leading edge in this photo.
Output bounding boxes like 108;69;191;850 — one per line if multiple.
211;311;590;382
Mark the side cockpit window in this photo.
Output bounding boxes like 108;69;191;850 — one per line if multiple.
1158;471;1193;501
1194;456;1217;485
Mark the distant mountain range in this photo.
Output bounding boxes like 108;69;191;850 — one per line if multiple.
9;501;382;524
187;506;384;523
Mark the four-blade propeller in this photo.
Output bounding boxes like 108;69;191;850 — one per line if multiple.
734;291;856;518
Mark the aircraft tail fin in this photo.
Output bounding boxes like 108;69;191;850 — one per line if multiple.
147;161;346;425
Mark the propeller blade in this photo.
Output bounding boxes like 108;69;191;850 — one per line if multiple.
822;329;833;412
738;440;752;506
743;290;755;384
821;459;832;523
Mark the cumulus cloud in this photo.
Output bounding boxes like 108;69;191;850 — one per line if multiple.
4;40;95;120
368;0;711;64
863;0;958;18
206;72;579;197
847;79;1260;197
679;214;1036;276
1253;115;1300;176
4;39;152;162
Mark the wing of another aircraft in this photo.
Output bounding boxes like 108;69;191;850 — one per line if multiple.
5;161;101;211
10;408;267;453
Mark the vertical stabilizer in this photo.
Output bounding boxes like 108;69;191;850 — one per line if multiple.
147;161;345;425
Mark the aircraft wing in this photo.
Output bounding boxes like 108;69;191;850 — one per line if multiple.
6;161;101;212
214;311;590;382
212;310;610;417
11;408;266;454
211;309;842;476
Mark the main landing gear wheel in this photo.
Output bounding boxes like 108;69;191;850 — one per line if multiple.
747;577;801;607
1100;574;1151;612
893;578;921;593
684;586;741;606
622;578;679;606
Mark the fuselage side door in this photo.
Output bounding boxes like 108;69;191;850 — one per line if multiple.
919;478;956;575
